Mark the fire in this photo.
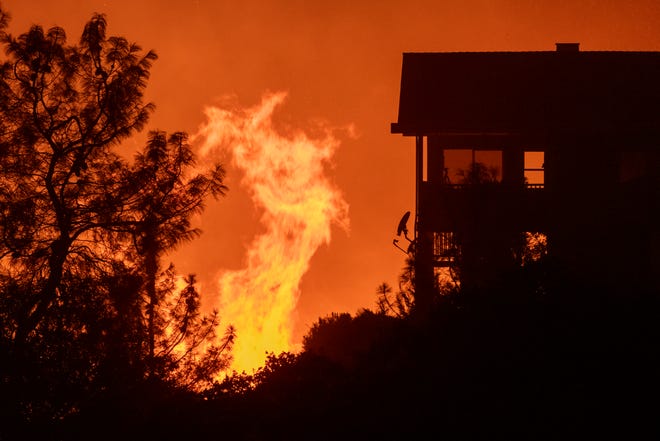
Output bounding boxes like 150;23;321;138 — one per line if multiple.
194;92;349;373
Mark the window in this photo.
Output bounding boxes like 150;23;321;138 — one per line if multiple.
444;149;502;185
524;151;544;187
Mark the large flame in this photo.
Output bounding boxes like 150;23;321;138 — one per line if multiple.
195;92;349;373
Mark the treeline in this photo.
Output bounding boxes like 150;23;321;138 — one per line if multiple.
53;261;659;440
210;262;658;441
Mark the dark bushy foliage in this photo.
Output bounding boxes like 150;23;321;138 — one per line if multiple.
14;261;655;440
192;263;659;441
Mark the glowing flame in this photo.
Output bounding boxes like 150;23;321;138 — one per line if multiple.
195;92;349;373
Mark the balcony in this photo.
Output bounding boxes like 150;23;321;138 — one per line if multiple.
418;181;548;232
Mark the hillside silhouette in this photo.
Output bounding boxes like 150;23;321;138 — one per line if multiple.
46;261;658;441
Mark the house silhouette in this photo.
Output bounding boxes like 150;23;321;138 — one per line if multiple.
391;43;660;305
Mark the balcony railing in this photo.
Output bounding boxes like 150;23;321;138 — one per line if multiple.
433;232;457;267
441;183;544;190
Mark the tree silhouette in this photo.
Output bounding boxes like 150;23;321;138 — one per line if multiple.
0;11;156;348
0;10;159;425
0;7;232;428
125;130;232;388
456;160;500;185
375;277;413;318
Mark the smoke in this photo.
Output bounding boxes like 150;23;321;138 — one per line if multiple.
194;91;349;373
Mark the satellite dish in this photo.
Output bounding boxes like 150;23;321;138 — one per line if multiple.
396;211;411;237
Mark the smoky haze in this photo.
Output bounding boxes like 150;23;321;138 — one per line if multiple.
4;0;660;358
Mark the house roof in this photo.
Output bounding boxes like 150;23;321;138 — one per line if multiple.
391;50;660;136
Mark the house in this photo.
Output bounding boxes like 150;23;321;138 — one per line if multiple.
391;43;660;303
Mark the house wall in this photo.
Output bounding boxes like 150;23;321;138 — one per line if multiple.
415;134;659;291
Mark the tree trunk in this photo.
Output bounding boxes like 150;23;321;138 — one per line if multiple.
14;236;69;348
143;223;159;378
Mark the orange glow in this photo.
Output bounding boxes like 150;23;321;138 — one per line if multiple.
194;92;349;373
5;0;660;370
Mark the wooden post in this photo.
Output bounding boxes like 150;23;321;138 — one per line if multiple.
414;135;434;313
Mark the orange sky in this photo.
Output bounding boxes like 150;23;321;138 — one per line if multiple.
5;0;660;363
